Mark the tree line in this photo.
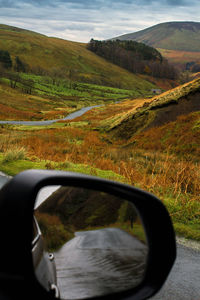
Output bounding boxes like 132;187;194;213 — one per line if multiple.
0;50;35;93
0;49;78;93
87;39;177;80
0;50;28;72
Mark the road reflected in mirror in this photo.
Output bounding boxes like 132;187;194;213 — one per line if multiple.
33;186;148;299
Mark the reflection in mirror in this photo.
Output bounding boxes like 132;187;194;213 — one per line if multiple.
33;186;148;300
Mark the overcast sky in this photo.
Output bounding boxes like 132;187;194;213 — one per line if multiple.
0;0;199;42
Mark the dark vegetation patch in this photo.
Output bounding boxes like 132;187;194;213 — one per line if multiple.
146;92;200;130
37;187;135;229
87;39;177;80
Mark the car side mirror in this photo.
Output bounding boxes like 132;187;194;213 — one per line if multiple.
0;170;176;300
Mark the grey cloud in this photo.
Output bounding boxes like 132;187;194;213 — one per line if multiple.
0;0;197;9
166;0;188;5
0;0;200;42
0;0;21;7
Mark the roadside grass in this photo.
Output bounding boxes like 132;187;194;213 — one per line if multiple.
173;223;200;241
2;146;27;163
0;152;125;182
0;112;200;241
0;148;199;241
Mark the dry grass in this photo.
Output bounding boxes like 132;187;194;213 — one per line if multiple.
2;146;27;163
0;106;200;240
97;77;200;132
1;125;199;200
158;48;200;65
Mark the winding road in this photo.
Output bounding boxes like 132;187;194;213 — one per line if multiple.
54;228;147;300
0;105;100;126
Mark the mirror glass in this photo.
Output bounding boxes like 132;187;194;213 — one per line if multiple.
33;185;148;299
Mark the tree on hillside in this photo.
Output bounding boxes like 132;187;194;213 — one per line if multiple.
69;68;77;89
14;56;26;73
0;50;12;69
0;63;6;77
30;65;48;76
50;67;65;86
20;78;34;94
7;72;21;89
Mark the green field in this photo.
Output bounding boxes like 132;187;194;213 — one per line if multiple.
0;71;156;120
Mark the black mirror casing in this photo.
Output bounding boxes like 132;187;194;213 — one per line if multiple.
0;170;176;300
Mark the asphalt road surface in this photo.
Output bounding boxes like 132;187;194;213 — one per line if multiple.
150;240;200;300
54;228;147;299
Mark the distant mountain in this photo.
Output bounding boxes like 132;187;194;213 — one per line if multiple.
113;22;200;52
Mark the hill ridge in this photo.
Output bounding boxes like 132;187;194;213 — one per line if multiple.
107;77;200;139
113;21;200;52
0;24;45;36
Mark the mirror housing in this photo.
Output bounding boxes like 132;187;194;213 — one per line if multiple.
0;170;176;300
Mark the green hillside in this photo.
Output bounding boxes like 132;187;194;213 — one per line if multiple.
0;24;156;91
113;22;200;52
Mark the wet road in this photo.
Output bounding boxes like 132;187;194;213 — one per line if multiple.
0;105;100;126
54;228;147;300
54;228;200;300
150;241;200;300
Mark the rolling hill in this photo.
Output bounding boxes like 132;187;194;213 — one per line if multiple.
113;22;200;52
113;22;200;68
0;24;157;91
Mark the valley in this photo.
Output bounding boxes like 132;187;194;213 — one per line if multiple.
0;23;199;243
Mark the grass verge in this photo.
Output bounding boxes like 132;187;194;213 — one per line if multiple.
0;153;125;182
164;196;200;241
